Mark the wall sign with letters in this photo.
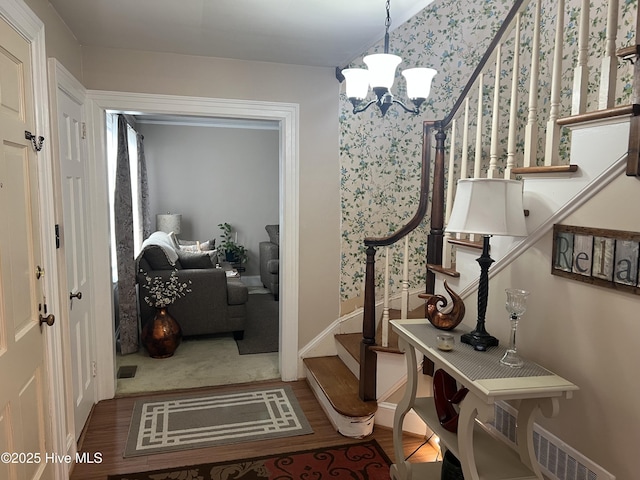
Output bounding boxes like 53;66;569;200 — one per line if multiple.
552;224;640;295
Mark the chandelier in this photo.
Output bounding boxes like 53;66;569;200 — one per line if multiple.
340;0;437;116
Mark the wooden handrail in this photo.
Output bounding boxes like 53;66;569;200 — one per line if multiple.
364;121;436;247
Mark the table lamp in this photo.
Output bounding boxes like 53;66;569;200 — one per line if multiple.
156;213;182;235
445;179;527;351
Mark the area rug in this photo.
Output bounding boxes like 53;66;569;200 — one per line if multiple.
124;385;312;457
110;440;391;480
235;293;279;355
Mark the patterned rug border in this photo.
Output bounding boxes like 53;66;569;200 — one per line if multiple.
110;440;392;480
124;385;313;457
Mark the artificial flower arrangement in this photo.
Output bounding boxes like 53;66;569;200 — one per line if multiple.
140;269;192;308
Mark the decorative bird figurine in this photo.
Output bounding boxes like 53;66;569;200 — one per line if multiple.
426;280;465;330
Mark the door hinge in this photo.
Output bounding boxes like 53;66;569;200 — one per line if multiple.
82;123;87;139
92;361;97;377
55;224;60;249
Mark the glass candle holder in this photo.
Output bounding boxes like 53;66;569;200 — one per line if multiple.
500;288;530;368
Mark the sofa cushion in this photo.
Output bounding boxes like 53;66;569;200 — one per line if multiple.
265;225;279;245
177;250;215;269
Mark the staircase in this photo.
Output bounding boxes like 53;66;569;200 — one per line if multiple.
305;0;640;439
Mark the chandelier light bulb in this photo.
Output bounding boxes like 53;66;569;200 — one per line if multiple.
402;67;438;100
363;53;402;90
341;68;370;100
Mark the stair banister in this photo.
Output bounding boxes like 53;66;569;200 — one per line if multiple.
440;0;529;130
359;121;435;401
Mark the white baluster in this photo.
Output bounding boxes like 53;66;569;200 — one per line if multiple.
488;43;502;178
443;119;456;269
599;0;619;109
401;237;409;321
544;0;565;166
461;98;470;180
382;246;390;348
572;0;590;115
524;0;541;167
474;73;484;179
506;14;522;179
459;98;470;241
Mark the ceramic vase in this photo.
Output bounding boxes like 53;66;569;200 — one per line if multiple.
141;307;182;358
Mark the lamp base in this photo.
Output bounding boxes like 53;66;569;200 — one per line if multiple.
461;330;499;351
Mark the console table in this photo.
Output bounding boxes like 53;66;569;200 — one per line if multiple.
390;319;578;480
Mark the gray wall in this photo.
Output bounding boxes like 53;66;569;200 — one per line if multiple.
137;122;279;277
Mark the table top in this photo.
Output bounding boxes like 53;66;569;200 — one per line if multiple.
391;319;578;400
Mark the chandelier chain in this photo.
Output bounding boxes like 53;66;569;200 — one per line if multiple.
385;0;392;31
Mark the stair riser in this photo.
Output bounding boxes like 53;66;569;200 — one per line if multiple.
336;340;359;379
304;364;374;438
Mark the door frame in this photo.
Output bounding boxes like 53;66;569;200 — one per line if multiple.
0;0;67;477
85;91;300;400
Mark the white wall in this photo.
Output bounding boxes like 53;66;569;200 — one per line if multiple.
137;122;279;276
81;46;341;348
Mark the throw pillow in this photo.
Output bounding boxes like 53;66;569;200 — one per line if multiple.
168;231;180;250
199;239;216;251
179;243;201;252
176;250;214;269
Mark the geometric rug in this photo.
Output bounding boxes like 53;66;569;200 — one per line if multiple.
124;385;312;457
111;440;392;480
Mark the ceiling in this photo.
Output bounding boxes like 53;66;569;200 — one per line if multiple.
48;0;436;68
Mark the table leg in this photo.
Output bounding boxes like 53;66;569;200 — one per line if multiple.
391;337;419;480
516;397;560;479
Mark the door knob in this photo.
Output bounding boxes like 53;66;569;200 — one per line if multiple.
70;291;83;300
39;314;55;327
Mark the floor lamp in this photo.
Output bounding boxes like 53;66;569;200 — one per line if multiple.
445;179;527;351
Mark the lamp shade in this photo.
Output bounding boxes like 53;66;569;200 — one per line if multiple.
156;213;182;234
402;67;437;100
342;68;370;100
363;53;402;89
445;179;527;236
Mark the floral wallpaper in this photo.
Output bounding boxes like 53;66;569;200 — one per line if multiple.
338;0;638;303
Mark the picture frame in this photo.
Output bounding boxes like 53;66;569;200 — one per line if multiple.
551;224;640;295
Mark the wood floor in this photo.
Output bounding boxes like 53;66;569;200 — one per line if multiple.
70;379;439;479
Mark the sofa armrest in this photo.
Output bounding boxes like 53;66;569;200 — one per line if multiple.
227;279;249;305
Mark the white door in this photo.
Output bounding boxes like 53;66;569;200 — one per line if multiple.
0;14;54;480
52;65;96;441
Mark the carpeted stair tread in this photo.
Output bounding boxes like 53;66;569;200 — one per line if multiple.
303;356;377;418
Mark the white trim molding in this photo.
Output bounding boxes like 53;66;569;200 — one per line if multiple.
85;91;301;399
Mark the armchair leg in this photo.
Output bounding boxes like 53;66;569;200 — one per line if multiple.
233;330;244;341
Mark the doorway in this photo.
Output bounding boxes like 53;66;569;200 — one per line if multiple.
110;112;281;394
85;91;300;401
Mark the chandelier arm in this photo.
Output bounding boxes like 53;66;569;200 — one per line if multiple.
392;98;419;114
351;99;379;114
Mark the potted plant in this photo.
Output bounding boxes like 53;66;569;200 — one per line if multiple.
218;222;248;265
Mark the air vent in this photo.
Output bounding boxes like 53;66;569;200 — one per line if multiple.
490;402;615;480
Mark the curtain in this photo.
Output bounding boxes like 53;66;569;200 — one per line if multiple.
115;114;138;355
137;133;151;240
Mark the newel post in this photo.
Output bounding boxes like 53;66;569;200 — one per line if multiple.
426;122;447;294
360;245;377;401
